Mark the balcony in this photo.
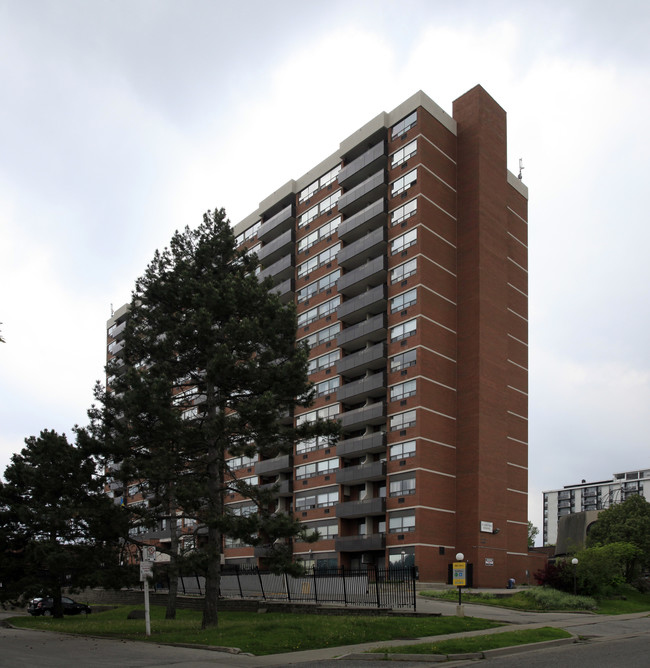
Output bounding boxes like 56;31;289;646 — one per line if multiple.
257;204;295;243
258;253;293;284
336;496;385;519
271;277;294;304
257;228;294;267
335;533;386;552
336;342;386;378
337;170;387;217
337;255;386;297
110;320;127;341
255;454;293;477
337;226;386;270
338;141;387;189
337;285;386;325
338;199;386;245
336;460;386;485
337;371;386;405
259;479;293;497
336;313;387;352
340;401;385;433
337;431;387;459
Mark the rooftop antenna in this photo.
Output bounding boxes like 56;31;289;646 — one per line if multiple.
518;158;525;180
110;303;114;317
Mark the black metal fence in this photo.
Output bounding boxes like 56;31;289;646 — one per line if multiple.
183;565;417;610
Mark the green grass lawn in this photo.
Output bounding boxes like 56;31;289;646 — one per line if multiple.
371;627;572;655
421;587;650;614
10;606;502;655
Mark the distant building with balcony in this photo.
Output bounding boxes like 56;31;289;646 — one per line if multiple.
543;468;650;546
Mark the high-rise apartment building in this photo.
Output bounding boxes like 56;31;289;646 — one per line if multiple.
106;85;539;586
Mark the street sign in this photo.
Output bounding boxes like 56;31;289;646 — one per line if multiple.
452;561;466;586
139;561;153;582
143;546;156;562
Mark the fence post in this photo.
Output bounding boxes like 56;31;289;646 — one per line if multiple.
341;565;347;606
284;571;291;601
312;566;318;603
374;564;381;608
411;566;416;611
257;566;265;600
195;573;202;596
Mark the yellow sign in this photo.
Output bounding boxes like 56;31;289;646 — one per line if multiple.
453;561;466;586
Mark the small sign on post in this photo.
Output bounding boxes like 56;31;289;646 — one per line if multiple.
452;562;466;587
140;550;155;637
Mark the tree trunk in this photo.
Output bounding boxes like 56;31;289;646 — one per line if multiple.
165;492;179;620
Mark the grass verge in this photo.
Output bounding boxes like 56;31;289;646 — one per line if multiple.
9;607;502;655
421;588;598;611
371;626;572;655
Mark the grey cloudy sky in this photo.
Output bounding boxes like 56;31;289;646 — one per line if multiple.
1;0;649;542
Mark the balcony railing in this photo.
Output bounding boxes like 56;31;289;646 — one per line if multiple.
337;170;387;217
337;371;386;405
335;533;386;552
257;228;294;267
257;203;295;243
337;284;386;325
340;401;386;432
336;431;387;458
336;342;386;378
336;255;386;297
255;454;293;477
336;496;386;519
338;141;387;189
336;460;386;485
336;313;387;352
337;225;386;270
258;253;293;284
337;198;386;244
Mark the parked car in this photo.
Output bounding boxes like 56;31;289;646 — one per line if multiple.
27;596;91;616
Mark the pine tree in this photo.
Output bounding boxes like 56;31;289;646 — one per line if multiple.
91;208;337;628
0;430;129;616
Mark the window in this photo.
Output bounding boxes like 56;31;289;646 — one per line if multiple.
391;258;417;284
229;502;257;517
295;458;339;480
391;169;417;196
296;403;340;426
391;228;417;254
235;220;261;246
228;454;258;470
391;199;417;226
298;190;341;227
315;376;340;397
297;270;340;304
391;288;417;313
308;349;340;374
389;440;416;460
295;489;339;510
297;296;340;327
390;379;416;401
389;511;415;533
299;165;341;203
390;319;417;342
391;139;417;167
390;410;416;431
298;217;341;253
296;436;330;454
392;111;417;138
389;476;416;497
390;349;416;372
299;323;341;348
297;243;340;278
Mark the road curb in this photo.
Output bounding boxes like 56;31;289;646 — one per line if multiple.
342;635;578;662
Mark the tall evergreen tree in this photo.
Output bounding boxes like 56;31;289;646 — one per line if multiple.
91;208;337;628
0;430;129;616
